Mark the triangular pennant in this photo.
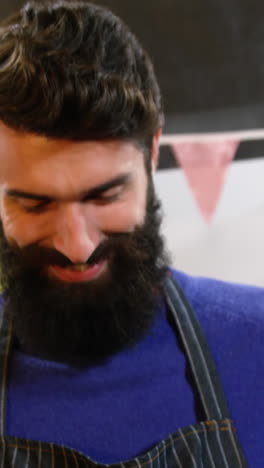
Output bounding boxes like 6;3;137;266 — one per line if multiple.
172;140;240;222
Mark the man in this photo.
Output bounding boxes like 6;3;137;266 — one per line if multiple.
0;1;261;467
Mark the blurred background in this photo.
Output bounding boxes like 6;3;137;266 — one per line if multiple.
1;0;264;285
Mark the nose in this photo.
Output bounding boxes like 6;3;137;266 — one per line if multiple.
52;203;101;264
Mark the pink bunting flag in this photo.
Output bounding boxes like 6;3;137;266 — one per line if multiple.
172;140;240;222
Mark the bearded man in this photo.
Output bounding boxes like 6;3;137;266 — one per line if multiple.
0;1;261;467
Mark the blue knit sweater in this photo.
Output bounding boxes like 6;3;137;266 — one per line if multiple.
5;270;264;467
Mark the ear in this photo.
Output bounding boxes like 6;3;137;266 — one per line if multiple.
150;129;162;172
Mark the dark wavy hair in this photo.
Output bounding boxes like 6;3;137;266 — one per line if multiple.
0;1;164;159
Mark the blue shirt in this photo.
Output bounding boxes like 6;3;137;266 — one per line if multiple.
6;270;264;467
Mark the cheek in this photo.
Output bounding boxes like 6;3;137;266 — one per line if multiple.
0;203;52;248
99;203;145;233
94;189;147;233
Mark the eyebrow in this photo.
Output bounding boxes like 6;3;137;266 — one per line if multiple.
5;173;132;203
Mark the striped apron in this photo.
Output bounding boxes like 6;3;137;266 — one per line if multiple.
0;274;249;467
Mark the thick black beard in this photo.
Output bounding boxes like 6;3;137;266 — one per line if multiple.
0;184;169;365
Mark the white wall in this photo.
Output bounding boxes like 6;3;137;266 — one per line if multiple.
154;158;264;287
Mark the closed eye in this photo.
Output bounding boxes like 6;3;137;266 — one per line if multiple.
85;186;123;204
18;199;50;213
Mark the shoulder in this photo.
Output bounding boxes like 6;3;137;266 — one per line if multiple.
168;268;264;397
168;268;264;375
168;268;264;368
169;269;263;463
168;270;264;464
170;268;264;329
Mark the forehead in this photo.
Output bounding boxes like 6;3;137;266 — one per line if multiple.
0;124;145;190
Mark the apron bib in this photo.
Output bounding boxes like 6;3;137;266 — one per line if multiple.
0;274;249;467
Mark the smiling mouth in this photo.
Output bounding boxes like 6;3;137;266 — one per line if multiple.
48;260;107;283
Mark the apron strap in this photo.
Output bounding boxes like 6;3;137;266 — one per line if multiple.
0;304;12;437
162;273;231;421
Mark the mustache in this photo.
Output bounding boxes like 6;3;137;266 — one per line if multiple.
2;232;135;270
